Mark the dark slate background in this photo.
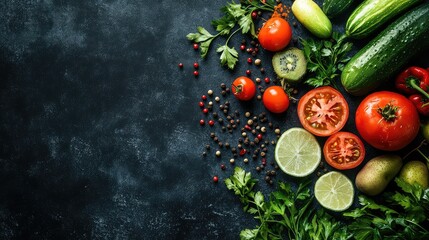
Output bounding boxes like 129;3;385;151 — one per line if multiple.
1;0;428;239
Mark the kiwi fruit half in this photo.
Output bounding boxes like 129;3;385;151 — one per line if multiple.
272;47;307;83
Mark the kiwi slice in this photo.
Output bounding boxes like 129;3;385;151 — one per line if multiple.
272;47;307;83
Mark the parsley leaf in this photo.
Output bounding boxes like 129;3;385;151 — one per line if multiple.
225;167;348;240
187;0;276;70
343;178;429;240
300;32;353;88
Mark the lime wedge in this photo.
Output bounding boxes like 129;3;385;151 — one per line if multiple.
274;127;321;177
314;171;354;212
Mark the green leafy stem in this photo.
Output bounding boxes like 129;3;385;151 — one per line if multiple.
186;0;276;70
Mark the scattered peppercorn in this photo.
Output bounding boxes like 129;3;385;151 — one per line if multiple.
193;70;199;77
213;176;219;183
193;43;199;50
178;63;184;68
193;62;199;69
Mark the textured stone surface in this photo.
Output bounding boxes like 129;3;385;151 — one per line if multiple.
0;0;428;239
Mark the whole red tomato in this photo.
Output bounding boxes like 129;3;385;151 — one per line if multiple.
231;76;256;101
258;17;292;52
355;91;420;151
262;86;289;113
297;86;349;137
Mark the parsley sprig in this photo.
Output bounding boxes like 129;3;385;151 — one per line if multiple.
344;178;429;240
301;32;353;88
225;167;349;240
186;0;276;70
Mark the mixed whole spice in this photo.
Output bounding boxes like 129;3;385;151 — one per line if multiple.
180;0;429;239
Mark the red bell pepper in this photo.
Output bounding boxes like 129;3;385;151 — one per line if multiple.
395;66;429;95
409;94;429;116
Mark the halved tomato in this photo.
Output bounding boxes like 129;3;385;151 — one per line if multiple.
297;86;349;137
323;132;365;170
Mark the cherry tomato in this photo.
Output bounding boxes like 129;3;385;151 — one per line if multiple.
258;17;292;52
297;86;349;137
262;86;289;113
323;132;365;170
231;76;256;101
355;91;420;151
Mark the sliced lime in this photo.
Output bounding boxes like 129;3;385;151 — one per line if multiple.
314;171;354;211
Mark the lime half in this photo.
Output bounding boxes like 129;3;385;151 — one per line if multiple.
274;127;321;177
314;171;354;212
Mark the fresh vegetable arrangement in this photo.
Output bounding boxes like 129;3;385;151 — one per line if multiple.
184;0;429;239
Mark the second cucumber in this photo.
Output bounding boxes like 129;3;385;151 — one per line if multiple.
346;0;422;39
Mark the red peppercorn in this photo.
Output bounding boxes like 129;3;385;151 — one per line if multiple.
193;43;199;50
203;108;209;114
240;45;246;51
213;176;219;183
245;125;252;131
257;134;263;140
239;149;247;156
193;62;199;69
199;101;204;108
247;58;252;64
264;77;270;83
208;120;215;126
251;11;258;19
193;70;199;77
220;164;226;170
246;70;251;75
178;63;184;68
262;158;267;165
201;95;207;101
199;119;205;126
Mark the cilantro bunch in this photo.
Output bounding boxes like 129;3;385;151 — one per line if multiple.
186;0;276;70
344;178;429;240
225;167;349;240
301;32;353;88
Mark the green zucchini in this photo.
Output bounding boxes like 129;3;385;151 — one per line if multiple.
322;0;354;18
346;0;422;39
341;2;429;96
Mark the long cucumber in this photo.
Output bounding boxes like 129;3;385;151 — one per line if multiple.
341;2;429;96
346;0;423;39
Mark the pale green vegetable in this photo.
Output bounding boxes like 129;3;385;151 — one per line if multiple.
292;0;332;38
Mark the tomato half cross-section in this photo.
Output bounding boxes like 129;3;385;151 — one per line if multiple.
298;86;349;137
355;91;420;151
323;132;365;170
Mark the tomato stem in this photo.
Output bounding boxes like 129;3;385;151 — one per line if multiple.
377;102;398;122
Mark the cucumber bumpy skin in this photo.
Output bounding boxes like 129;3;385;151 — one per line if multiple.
322;0;354;18
341;2;429;96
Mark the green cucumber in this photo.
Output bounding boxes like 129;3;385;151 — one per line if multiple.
322;0;354;18
341;2;429;96
346;0;422;39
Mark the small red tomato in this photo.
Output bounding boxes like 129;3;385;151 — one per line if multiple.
355;91;420;151
231;76;256;101
323;132;365;170
258;17;292;52
262;86;289;113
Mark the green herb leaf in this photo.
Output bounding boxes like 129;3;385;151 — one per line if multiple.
217;45;238;70
300;32;353;88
